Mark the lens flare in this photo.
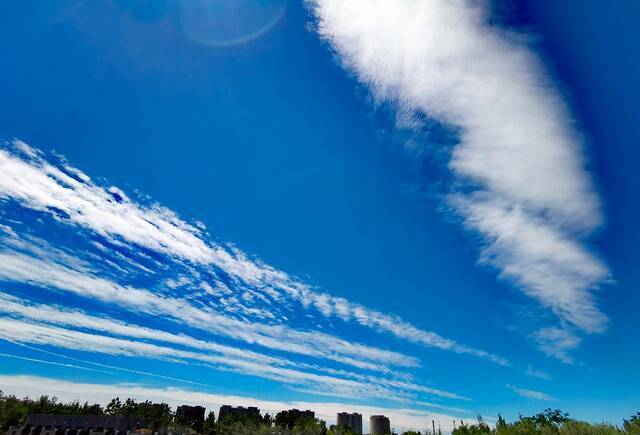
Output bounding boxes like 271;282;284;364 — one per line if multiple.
179;0;287;47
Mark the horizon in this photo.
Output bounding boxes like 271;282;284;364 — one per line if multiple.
0;1;638;433
2;385;636;433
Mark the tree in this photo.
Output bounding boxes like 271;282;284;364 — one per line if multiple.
328;424;359;435
264;413;276;428
452;415;491;435
107;398;173;430
202;411;216;435
0;391;31;430
624;413;640;435
105;397;123;415
0;392;103;431
275;410;317;431
292;417;326;435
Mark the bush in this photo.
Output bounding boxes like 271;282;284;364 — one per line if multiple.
452;410;637;435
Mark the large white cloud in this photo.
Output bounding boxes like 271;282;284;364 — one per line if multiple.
307;0;609;359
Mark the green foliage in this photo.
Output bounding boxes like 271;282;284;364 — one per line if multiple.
0;391;104;430
3;392;639;435
217;409;267;430
454;415;492;435
116;398;173;431
275;410;313;430
201;411;216;435
174;410;204;433
328;424;359;435
452;409;636;435
624;413;640;435
1;393;169;432
291;417;326;435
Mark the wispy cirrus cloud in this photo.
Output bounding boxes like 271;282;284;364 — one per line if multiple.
0;249;416;372
0;139;506;366
0;138;517;412
0;317;433;402
0;293;468;402
306;0;609;361
506;384;554;401
525;365;552;381
532;327;582;364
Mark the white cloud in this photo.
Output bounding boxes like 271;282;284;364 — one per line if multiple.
0;293;468;401
0;140;506;366
0;251;418;371
0;292;289;367
506;384;554;401
0;375;477;432
306;0;609;359
0;352;117;376
0;317;433;401
524;365;551;381
0;142;216;265
454;194;608;334
532;327;582;364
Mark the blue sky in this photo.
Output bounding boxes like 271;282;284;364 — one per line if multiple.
0;0;638;432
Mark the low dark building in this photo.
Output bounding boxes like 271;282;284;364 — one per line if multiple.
6;414;143;435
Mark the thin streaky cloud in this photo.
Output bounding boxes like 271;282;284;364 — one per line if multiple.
0;352;118;376
0;292;467;401
0;292;295;368
0;250;418;371
0;139;506;366
532;327;582;365
506;384;554;401
0;317;466;402
525;365;552;381
4;341;210;387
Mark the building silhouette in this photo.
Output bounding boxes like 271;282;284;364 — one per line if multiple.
336;412;362;434
274;409;315;430
6;414;143;435
369;415;391;435
174;405;205;430
217;405;260;422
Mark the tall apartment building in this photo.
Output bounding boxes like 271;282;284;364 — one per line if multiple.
336;412;362;434
370;415;391;435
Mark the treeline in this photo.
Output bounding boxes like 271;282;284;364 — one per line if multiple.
3;392;639;435
0;393;172;432
213;409;328;435
0;392;330;435
453;409;640;435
